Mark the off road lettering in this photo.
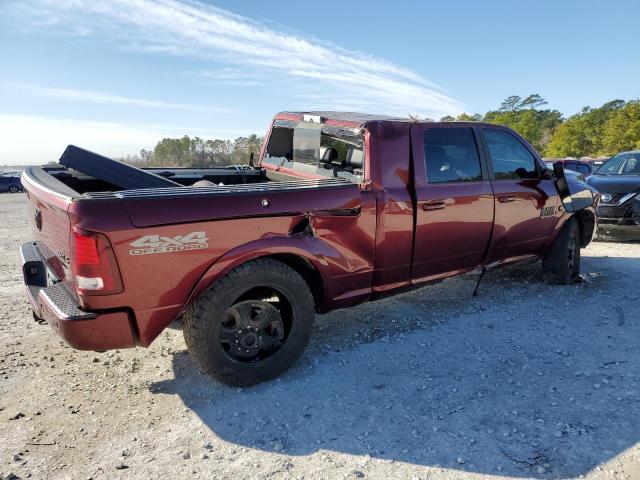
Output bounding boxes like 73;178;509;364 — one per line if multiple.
540;206;555;218
129;231;209;255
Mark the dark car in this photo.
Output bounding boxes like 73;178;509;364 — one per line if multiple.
544;158;594;177
590;158;609;169
587;151;640;241
0;172;23;193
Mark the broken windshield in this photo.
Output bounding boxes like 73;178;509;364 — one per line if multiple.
262;120;364;183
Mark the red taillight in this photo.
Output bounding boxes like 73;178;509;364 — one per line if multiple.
72;231;100;266
71;228;123;295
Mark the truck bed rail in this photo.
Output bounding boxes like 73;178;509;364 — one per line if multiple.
83;178;354;200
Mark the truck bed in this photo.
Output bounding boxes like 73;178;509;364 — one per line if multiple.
20;145;369;348
41;145;271;195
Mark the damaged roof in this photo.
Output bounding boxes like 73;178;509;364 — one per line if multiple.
274;111;500;131
274;111;412;128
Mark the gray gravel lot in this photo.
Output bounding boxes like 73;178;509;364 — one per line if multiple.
1;192;639;480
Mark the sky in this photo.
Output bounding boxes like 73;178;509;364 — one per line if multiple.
0;0;638;165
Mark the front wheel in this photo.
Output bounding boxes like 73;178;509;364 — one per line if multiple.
542;217;581;284
8;185;19;193
183;258;315;386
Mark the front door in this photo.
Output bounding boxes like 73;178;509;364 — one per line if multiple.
410;124;494;283
480;127;560;262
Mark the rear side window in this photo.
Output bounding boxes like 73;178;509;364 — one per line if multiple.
484;129;537;179
424;127;482;183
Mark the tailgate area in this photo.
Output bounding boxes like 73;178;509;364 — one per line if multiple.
21;241;136;351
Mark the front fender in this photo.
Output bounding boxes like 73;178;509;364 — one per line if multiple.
543;206;597;252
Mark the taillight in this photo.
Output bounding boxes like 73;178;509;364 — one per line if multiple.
71;228;123;294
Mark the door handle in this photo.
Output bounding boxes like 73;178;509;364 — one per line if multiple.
498;195;516;203
422;200;446;211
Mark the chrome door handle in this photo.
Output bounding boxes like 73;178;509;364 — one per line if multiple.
498;195;516;203
422;200;446;211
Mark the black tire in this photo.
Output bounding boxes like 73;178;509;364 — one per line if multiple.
542;217;581;284
183;258;315;386
8;185;18;193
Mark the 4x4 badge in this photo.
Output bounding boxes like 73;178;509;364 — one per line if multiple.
539;206;555;218
129;231;209;256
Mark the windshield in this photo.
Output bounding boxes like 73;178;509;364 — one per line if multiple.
595;153;640;175
262;120;364;183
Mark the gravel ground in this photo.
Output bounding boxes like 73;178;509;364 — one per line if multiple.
1;192;639;480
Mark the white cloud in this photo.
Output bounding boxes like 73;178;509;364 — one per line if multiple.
19;0;463;117
9;83;230;113
190;68;266;87
0;114;251;165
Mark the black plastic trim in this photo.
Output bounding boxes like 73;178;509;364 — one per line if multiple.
60;145;180;190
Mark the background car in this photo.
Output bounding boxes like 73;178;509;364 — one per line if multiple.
0;172;23;193
589;158;609;169
587;150;640;241
544;158;594;177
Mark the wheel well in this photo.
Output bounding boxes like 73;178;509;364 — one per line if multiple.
574;210;596;247
267;253;325;313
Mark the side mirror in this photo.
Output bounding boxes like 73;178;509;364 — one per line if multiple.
553;161;569;195
541;168;554;180
552;161;593;213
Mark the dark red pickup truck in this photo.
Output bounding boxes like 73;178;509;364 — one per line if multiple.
20;112;597;385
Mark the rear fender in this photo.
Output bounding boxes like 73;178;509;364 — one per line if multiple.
181;235;339;315
138;232;367;347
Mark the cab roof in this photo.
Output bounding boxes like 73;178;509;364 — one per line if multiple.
274;111;497;130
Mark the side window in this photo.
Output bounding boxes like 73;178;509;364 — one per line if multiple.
564;162;578;172
484;129;538;180
577;163;591;174
424;127;482;183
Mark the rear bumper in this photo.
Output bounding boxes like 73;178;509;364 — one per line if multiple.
21;241;136;351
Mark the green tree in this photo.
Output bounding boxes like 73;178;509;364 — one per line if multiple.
601;101;640;154
500;95;522;112
519;94;547;110
456;113;482;121
231;134;263;164
207;139;233;165
546;99;628;157
143;135;263;167
545;118;591;157
484;95;562;153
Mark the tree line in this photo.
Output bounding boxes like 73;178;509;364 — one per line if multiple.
120;134;263;167
442;95;640;158
120;96;639;167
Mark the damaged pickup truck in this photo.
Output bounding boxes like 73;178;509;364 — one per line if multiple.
20;112;597;386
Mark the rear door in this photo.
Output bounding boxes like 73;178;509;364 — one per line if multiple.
479;127;559;261
410;124;494;282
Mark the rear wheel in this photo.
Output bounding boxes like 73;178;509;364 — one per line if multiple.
8;185;19;193
542;217;581;284
183;258;315;386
